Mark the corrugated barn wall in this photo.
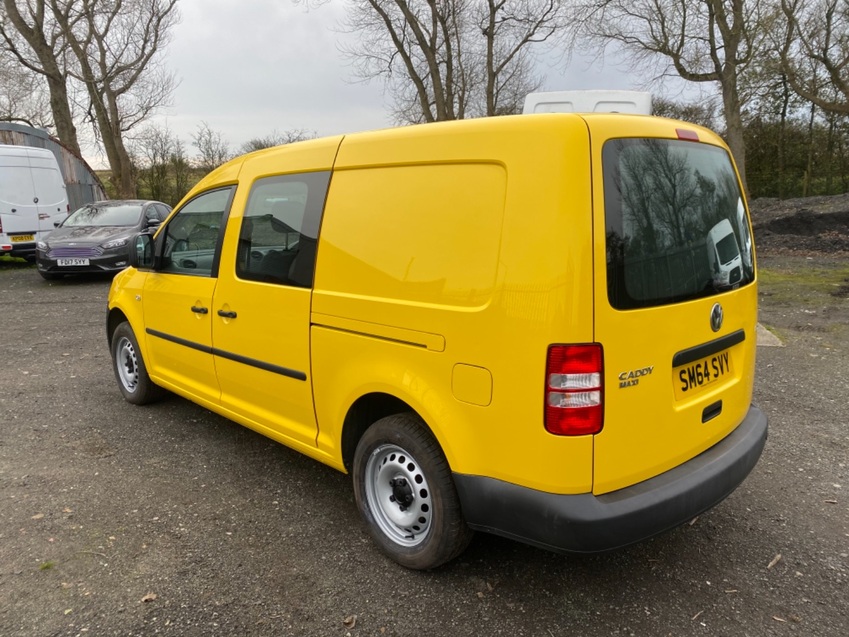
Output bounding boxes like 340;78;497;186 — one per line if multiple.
0;123;106;210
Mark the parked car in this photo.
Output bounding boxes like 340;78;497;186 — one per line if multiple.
36;200;171;279
107;114;766;569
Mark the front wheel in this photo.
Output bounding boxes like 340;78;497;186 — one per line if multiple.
353;413;473;569
110;322;166;405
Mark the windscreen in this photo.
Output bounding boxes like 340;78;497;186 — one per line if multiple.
603;138;754;310
64;203;143;227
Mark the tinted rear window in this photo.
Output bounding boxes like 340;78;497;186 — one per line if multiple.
603;138;754;310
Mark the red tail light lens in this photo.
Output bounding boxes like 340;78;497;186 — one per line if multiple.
676;128;700;142
545;344;604;435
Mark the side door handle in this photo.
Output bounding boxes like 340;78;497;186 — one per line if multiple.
190;305;208;314
217;310;237;319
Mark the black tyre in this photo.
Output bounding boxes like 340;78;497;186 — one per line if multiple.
110;322;166;405
353;413;473;569
38;271;63;280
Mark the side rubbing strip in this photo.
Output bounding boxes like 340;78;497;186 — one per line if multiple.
147;328;212;354
146;329;307;381
672;329;745;368
212;348;307;381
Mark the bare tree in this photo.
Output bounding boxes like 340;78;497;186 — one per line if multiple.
237;129;316;154
168;138;191;204
477;0;559;116
652;96;721;131
342;0;469;123
576;0;779;190
341;0;564;124
0;48;53;127
192;121;231;174
135;121;192;205
50;0;179;198
781;0;849;114
0;0;80;153
136;122;176;203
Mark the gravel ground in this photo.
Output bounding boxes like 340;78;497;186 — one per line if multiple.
0;241;847;636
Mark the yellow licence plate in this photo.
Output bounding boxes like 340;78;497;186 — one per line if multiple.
674;349;732;400
11;234;34;243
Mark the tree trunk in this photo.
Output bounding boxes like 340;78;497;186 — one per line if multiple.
803;101;816;197
778;76;790;199
2;0;80;155
825;113;835;194
106;92;136;198
484;1;496;116
45;76;79;155
720;74;748;195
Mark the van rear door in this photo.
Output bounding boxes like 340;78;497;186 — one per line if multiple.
588;118;759;495
0;149;38;238
28;149;68;234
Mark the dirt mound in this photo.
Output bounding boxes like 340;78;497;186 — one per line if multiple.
749;194;849;256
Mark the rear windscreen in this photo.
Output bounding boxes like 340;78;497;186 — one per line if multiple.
603;138;755;310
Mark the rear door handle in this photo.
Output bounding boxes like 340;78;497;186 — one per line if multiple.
190;306;208;314
217;310;237;319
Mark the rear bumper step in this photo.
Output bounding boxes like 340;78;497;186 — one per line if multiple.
454;404;768;554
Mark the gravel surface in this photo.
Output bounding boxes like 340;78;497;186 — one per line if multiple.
0;252;847;636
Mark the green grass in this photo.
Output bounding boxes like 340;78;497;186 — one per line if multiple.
758;262;849;307
0;254;33;270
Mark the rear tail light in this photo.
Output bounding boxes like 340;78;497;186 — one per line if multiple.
545;344;604;435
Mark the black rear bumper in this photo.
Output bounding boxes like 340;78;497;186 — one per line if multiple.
2;243;36;259
454;404;767;553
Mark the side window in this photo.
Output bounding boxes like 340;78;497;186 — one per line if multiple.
143;205;159;224
236;171;330;288
159;187;234;277
154;203;171;221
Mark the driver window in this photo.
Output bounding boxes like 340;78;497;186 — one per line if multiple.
160;187;234;276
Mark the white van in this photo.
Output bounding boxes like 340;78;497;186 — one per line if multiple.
523;90;652;115
0;145;69;261
707;218;744;288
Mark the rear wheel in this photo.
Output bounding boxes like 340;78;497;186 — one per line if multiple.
110;322;166;405
353;413;473;569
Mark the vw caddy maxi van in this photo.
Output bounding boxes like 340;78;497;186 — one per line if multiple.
107;114;767;569
0;145;69;260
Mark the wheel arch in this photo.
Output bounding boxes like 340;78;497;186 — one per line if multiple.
340;392;425;473
107;307;129;346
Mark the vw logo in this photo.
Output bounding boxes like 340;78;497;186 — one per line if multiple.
710;303;724;332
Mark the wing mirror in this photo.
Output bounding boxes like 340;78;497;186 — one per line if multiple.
130;233;155;269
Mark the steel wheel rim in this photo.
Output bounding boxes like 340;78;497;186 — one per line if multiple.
115;335;139;393
364;443;433;547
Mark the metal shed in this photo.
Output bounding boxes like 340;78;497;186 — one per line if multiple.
0;122;106;210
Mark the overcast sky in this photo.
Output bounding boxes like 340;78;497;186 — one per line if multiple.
92;0;664;166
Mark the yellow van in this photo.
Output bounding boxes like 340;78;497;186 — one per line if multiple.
107;114;767;569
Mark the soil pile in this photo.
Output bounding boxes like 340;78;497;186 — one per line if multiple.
750;193;849;256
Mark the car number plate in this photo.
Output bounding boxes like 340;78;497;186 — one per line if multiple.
674;349;732;400
10;234;34;242
57;258;90;266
